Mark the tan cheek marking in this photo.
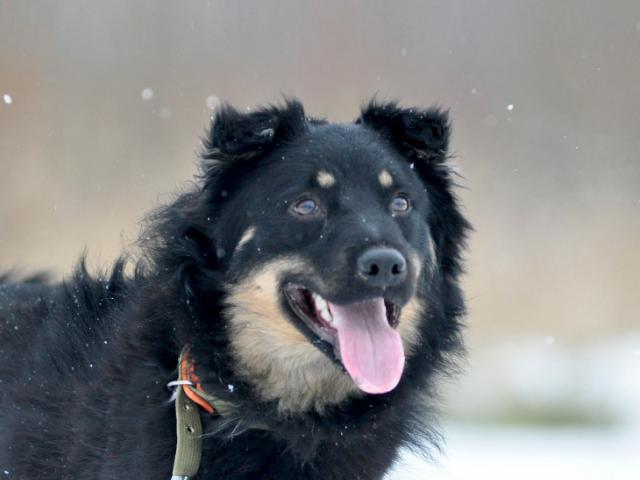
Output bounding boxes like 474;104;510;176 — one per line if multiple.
426;233;437;273
399;249;427;356
408;235;436;280
378;169;393;188
224;257;360;414
235;226;256;253
398;296;424;356
316;170;336;188
408;250;422;283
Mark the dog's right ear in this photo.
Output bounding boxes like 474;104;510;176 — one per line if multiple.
201;98;307;162
356;100;450;165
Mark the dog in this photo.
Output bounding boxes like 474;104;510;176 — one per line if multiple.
0;98;469;479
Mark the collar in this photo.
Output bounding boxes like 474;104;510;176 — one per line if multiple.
175;350;216;413
168;349;270;479
169;349;230;480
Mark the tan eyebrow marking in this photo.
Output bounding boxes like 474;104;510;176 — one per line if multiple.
235;226;256;252
316;170;336;188
378;169;393;188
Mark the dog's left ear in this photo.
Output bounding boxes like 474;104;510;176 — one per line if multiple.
356;100;450;164
202;98;307;162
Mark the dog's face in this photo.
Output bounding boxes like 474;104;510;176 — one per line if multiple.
191;100;453;413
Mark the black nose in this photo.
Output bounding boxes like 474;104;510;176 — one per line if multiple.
357;247;407;288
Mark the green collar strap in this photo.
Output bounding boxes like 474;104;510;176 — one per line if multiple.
171;382;204;479
169;350;233;480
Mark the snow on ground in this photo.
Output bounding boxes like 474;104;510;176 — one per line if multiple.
386;424;640;480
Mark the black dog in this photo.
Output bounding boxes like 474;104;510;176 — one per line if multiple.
0;99;469;479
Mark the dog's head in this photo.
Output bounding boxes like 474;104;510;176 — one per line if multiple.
155;99;467;414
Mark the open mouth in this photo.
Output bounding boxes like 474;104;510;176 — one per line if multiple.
284;285;405;394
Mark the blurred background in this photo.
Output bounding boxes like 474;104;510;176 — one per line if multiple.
1;1;639;478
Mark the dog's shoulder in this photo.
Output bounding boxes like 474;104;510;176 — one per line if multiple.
0;259;131;380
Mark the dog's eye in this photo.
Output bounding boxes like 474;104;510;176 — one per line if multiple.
390;194;411;214
291;198;320;217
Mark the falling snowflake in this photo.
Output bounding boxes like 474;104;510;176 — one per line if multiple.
206;94;220;110
141;88;154;101
507;104;514;111
2;94;12;105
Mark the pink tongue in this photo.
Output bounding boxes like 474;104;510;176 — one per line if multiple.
329;298;405;394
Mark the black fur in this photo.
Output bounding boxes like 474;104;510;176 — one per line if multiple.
0;98;469;479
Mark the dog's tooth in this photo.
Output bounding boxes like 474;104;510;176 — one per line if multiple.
314;294;327;310
320;308;332;323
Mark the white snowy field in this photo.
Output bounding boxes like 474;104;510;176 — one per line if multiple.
383;335;640;478
386;424;640;480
